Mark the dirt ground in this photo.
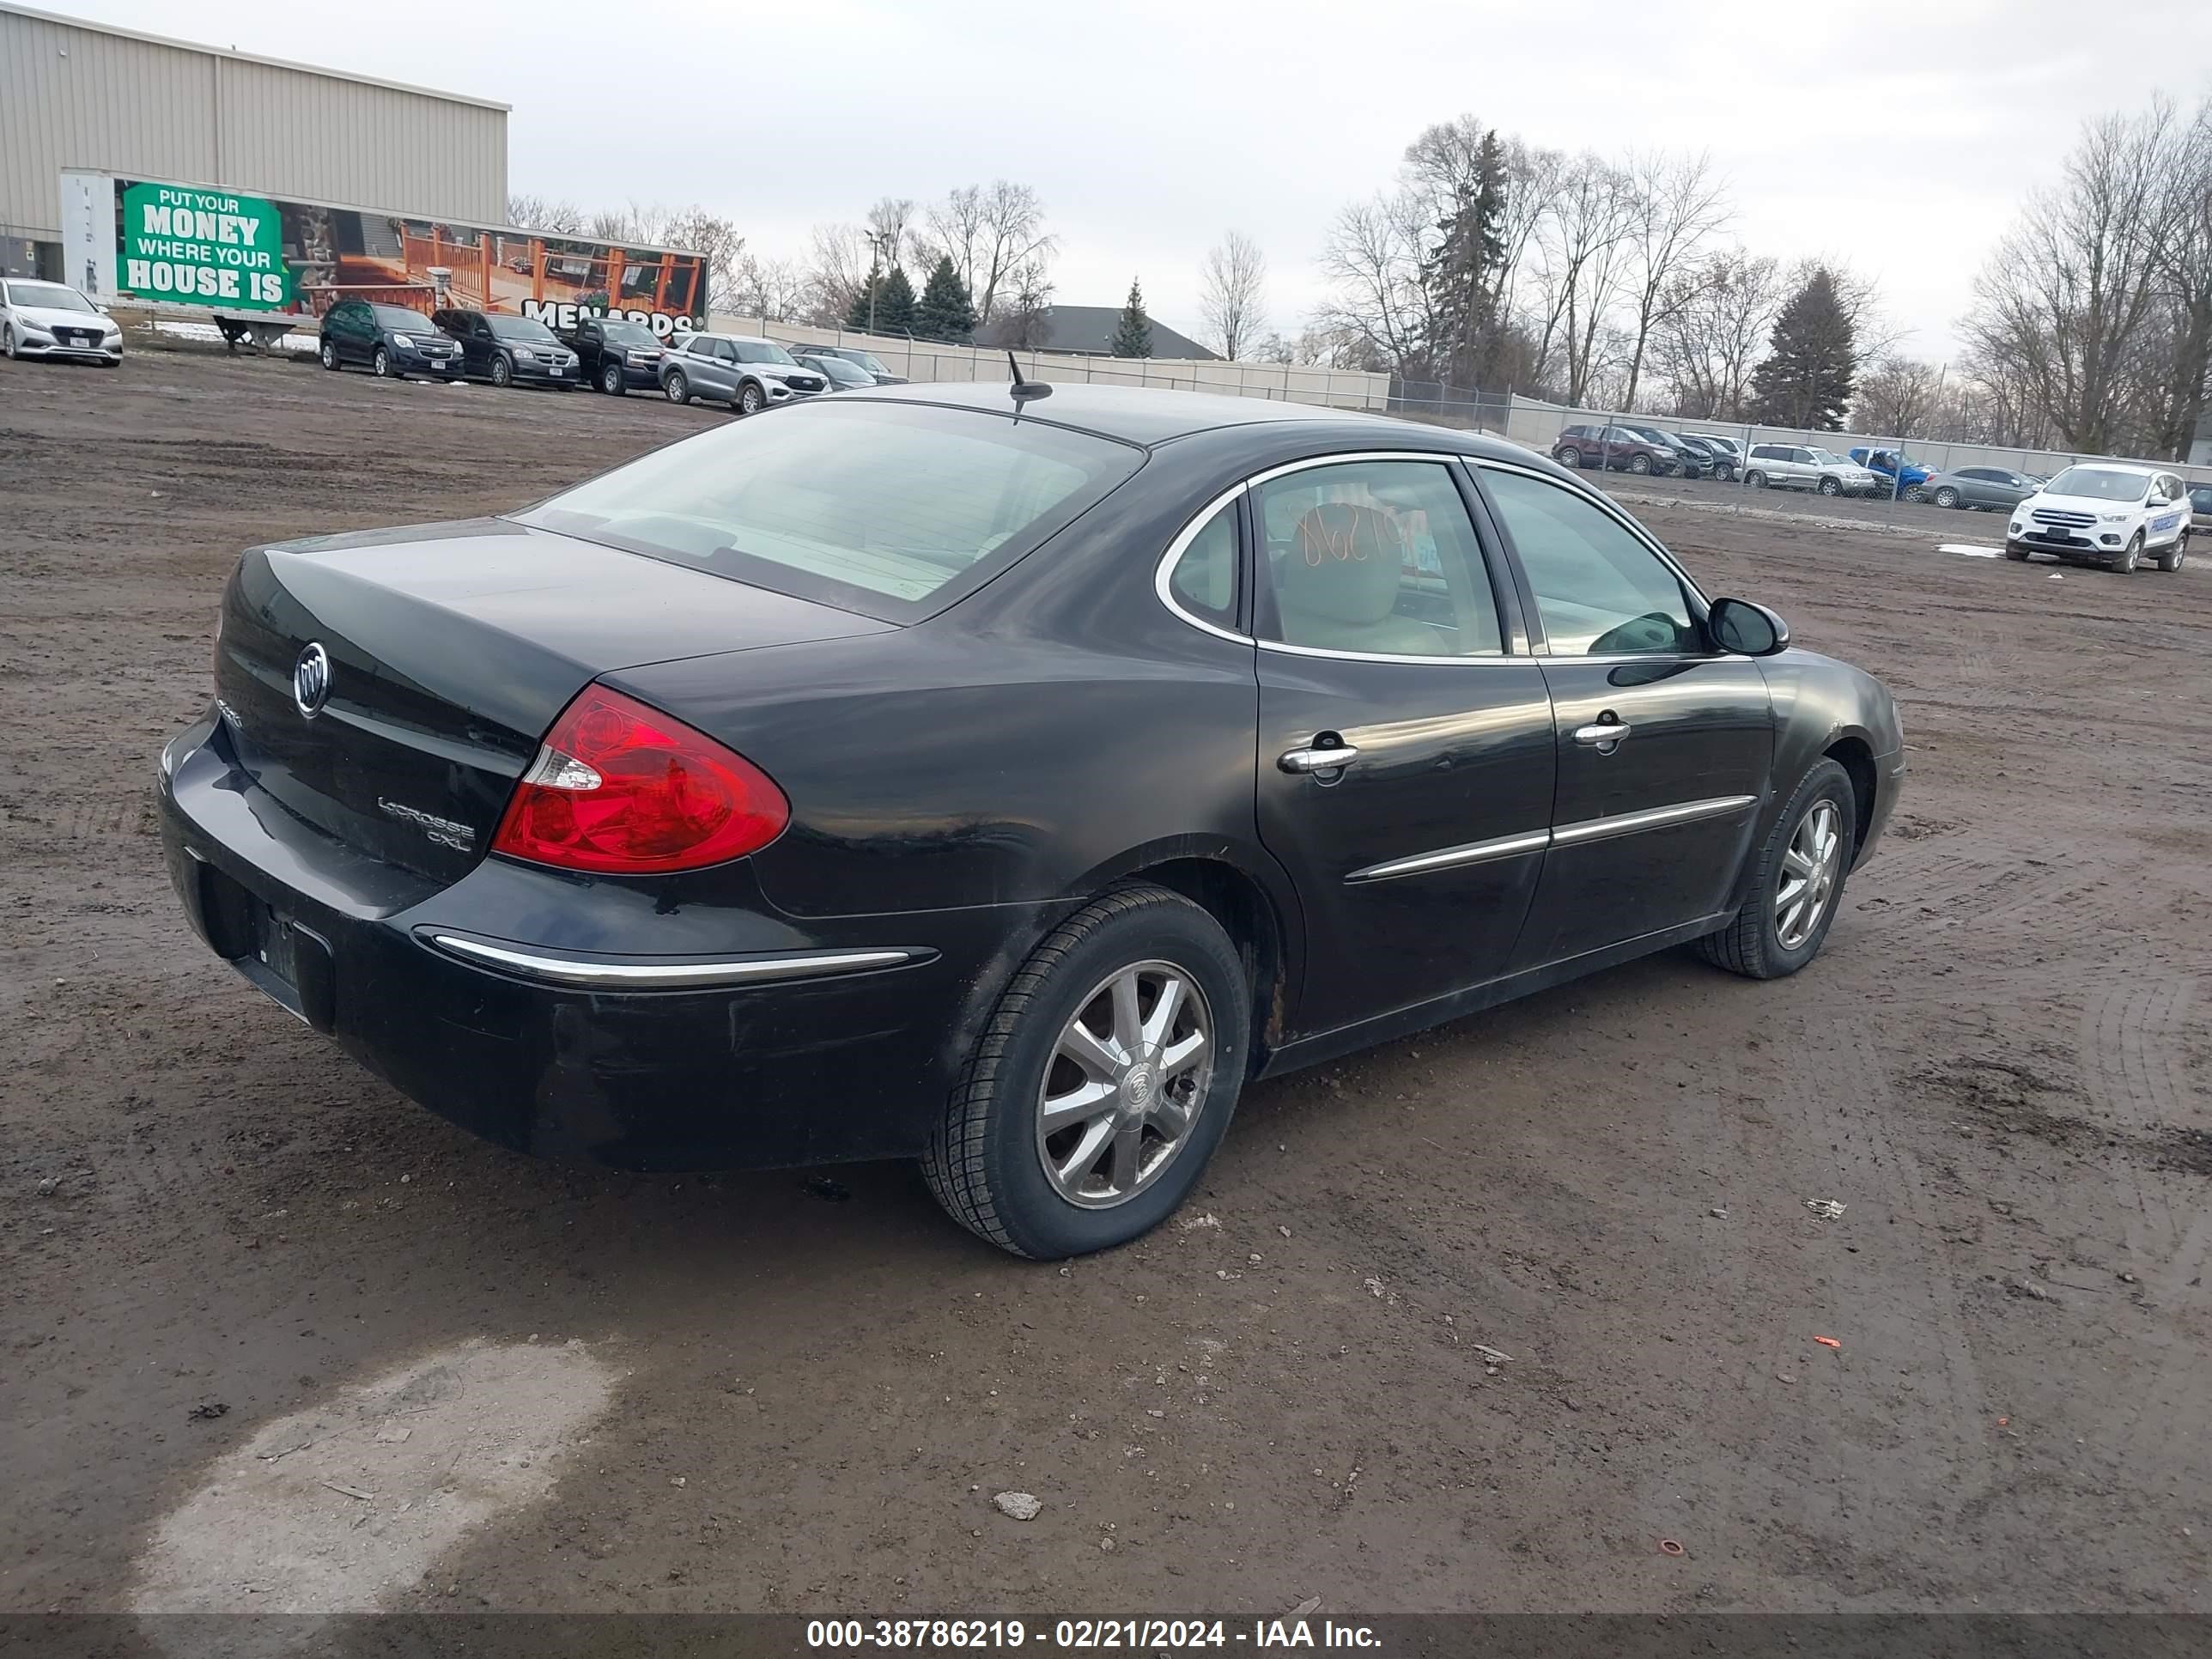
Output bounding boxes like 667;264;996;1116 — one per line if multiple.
3;345;2209;1625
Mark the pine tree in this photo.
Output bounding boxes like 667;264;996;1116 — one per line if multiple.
874;266;918;337
844;264;919;337
1421;129;1509;389
914;255;979;343
1111;277;1153;358
1747;268;1857;430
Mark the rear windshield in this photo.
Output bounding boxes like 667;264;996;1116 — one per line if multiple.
374;307;435;330
517;400;1143;621
2046;466;2149;502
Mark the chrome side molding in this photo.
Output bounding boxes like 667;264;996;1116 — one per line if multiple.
422;933;924;988
1346;796;1757;884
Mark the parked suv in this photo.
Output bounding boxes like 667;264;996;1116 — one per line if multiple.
1626;426;1712;478
1742;444;1881;496
1551;424;1680;476
561;315;665;396
2004;463;2191;572
659;333;828;413
431;309;579;390
2190;480;2212;537
319;301;461;380
0;277;122;366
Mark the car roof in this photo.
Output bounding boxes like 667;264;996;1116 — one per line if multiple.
834;380;1498;451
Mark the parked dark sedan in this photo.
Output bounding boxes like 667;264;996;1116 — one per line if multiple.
318;300;462;380
792;349;878;392
430;308;580;389
1921;465;2041;512
156;385;1903;1258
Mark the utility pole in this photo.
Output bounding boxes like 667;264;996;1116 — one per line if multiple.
865;228;893;337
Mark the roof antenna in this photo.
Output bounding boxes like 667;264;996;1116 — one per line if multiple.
1007;349;1051;407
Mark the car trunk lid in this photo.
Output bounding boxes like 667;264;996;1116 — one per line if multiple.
212;518;891;883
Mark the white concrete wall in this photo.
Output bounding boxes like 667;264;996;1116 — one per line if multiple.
708;314;1395;412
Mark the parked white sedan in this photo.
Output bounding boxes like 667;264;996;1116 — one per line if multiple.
0;278;122;366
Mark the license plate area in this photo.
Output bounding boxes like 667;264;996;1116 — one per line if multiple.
195;860;336;1030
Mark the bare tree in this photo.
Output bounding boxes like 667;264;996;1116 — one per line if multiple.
1314;192;1439;377
996;258;1056;350
1854;355;1946;438
1650;249;1784;418
506;193;583;234
2149;97;2212;459
803;222;874;324
1960;100;2179;453
727;253;809;325
923;181;1055;325
1531;155;1638;406
1199;232;1267;360
1617;150;1730;410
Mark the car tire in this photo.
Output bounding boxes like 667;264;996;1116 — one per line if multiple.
2112;532;2141;574
739;380;766;416
372;347;398;379
319;338;338;371
1698;758;1856;981
2156;532;2185;573
1903;486;1924;503
921;884;1251;1261
664;369;689;404
1818;476;1842;497
490;355;513;389
1746;471;1767;489
1714;465;1735;483
2003;542;2030;562
1934;487;1960;508
602;362;625;395
1628;453;1652;475
1555;447;1583;468
2;324;17;360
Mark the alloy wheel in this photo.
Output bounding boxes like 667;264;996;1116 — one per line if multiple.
1936;488;1959;508
1775;800;1841;951
741;383;764;415
603;363;623;394
373;348;391;377
1035;961;1213;1210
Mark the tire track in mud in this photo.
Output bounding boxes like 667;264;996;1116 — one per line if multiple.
1665;1016;1990;1598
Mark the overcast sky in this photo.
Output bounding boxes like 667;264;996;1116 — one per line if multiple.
64;0;2212;362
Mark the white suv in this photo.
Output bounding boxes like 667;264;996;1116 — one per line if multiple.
2004;463;2191;573
1742;443;1881;496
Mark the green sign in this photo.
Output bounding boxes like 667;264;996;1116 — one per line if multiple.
119;182;290;309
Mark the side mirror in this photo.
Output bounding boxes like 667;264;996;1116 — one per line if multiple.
1709;597;1790;657
2148;495;2171;508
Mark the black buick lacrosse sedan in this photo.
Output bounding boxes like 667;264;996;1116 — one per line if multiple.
158;382;1902;1257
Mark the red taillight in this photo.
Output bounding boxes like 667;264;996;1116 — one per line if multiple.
491;684;788;874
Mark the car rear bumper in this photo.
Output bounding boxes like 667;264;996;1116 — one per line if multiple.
157;711;1045;1170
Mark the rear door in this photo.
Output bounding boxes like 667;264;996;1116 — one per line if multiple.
1249;453;1556;1036
1472;460;1774;969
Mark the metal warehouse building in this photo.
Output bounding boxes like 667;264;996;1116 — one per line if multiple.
0;2;507;279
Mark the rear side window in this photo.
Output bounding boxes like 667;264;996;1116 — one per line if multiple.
1254;460;1504;659
519;400;1141;622
1166;499;1239;629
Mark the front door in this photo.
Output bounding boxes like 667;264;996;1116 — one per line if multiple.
1249;455;1557;1037
1472;462;1776;969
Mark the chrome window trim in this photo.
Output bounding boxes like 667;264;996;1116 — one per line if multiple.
1152;480;1251;645
1462;455;1713;608
1152;448;1531;665
424;933;922;988
1347;829;1551;884
1549;794;1757;848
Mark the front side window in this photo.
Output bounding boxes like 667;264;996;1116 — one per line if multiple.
1480;469;1697;657
1254;460;1503;659
518;399;1140;621
1166;498;1239;629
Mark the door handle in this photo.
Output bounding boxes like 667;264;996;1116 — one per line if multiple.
1279;743;1361;774
1572;720;1632;748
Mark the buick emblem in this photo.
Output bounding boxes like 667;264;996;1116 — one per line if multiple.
292;642;331;718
